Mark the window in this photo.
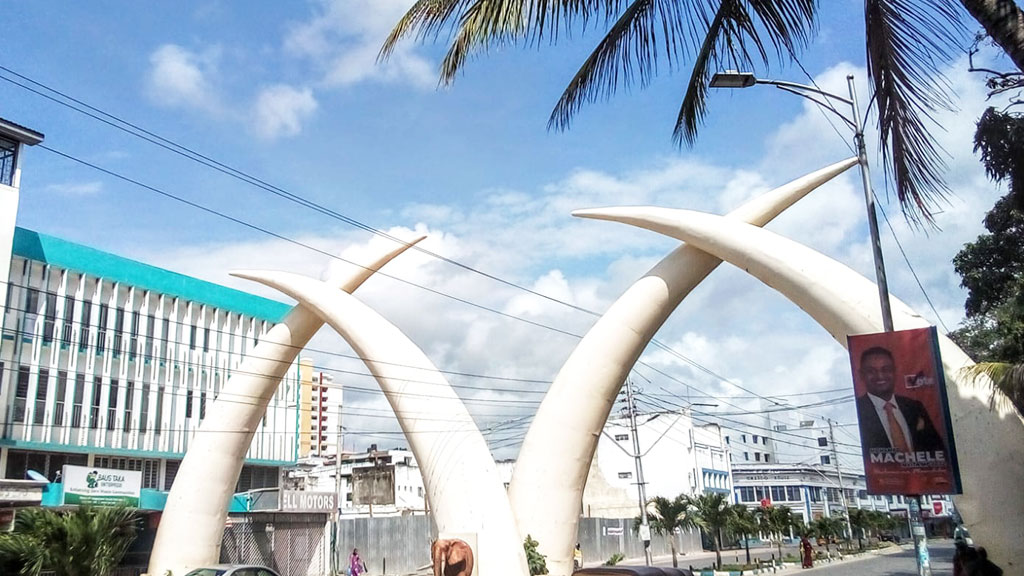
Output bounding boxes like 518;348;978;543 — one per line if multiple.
725;436;730;444
762;436;768;445
752;434;758;443
97;303;109;354
787;486;802;501
771;486;787;502
755;452;761;462
764;454;770;463
42;292;57;344
145;314;156;360
61;296;75;344
617;472;633;479
809;487;821;502
737;487;755;502
124;381;134;432
817;437;828;447
107;379;119;431
33;368;48;425
614;434;629;441
741;434;747;443
72;374;85;427
743;452;749;461
113;306;125;355
820;455;831;465
54;371;67;426
130;310;140;359
0;135;16;186
203;326;210;352
79;303;91;353
14;366;30;422
185;389;193;418
200;389;206;420
90;377;102;428
139;382;149;434
155;385;164;435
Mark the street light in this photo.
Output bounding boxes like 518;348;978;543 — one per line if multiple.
710;71;926;574
709;70;894;332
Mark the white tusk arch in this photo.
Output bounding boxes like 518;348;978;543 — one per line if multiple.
573;206;1024;570
149;237;424;576
231;270;530;576
510;158;858;575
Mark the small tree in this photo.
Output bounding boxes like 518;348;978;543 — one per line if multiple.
812;516;845;554
847;509;874;550
638;495;694;568
0;506;139;576
688;493;731;570
757;505;796;561
523;535;548;575
726;504;758;566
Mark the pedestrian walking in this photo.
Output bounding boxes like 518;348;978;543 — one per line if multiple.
800;536;813;568
349;548;367;576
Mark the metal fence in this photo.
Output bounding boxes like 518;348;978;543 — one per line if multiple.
221;513;330;576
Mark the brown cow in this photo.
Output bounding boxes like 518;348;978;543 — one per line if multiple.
431;538;474;576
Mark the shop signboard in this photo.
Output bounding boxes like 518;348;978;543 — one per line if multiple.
847;327;961;495
62;465;141;507
281;490;337;513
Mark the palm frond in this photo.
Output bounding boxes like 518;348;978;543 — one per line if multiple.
864;0;966;227
961;361;1024;414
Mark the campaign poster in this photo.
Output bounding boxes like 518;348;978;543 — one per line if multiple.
847;327;961;495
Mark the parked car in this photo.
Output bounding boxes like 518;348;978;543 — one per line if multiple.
184;565;281;576
879;531;901;543
574;567;693;576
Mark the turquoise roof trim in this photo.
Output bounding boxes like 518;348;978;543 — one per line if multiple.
12;227;290;322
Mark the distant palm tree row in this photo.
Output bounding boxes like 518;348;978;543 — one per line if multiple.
638;492;901;569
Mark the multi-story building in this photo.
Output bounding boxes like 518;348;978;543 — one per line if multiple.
287;445;426;517
298;363;342;458
0;117;299;494
730;462;956;537
583;411;732;518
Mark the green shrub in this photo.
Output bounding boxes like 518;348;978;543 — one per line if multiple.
523;534;548;575
604;553;625;566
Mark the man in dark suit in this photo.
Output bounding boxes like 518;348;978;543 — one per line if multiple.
855;346;944;454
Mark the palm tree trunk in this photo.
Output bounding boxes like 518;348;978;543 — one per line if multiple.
744;534;750;565
713;535;722;570
961;0;1024;72
671;539;678;568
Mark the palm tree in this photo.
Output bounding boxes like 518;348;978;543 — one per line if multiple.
0;506;139;576
383;1;1024;226
848;508;872;550
727;504;758;566
687;492;732;570
812;515;845;554
642;495;696;568
756;505;796;561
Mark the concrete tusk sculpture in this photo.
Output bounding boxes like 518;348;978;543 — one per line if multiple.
509;158;858;575
229;271;531;576
572;206;1024;570
148;237;424;576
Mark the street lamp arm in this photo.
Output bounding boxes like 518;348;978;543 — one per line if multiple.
772;85;857;130
755;78;853;106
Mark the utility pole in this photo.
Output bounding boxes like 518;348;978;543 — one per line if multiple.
333;390;343;576
624;379;652;565
828;419;854;546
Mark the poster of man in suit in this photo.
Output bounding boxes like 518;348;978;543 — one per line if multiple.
848;327;961;495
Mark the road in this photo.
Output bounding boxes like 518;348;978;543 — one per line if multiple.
799;540;956;575
644;540;958;575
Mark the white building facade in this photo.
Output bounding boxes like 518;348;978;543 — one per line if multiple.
0;118;299;493
583;411;732;518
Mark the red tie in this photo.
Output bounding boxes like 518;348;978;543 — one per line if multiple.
884;403;911;452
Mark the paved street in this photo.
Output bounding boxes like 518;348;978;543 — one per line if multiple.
797;540;955;575
636;540;957;575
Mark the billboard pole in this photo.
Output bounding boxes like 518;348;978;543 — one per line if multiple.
848;76;931;576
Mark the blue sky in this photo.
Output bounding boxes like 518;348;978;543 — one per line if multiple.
1;1;1011;464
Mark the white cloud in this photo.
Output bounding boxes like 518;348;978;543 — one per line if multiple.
133;53;1011;459
251;84;319;140
145;44;222;112
44;181;103;196
285;0;435;89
